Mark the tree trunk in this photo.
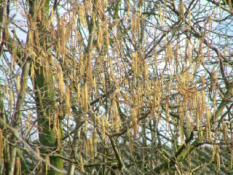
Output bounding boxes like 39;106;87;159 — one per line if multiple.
29;0;64;174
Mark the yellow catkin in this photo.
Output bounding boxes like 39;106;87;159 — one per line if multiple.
58;68;64;97
105;117;110;130
79;54;84;78
96;114;100;128
85;139;90;159
209;15;212;32
85;119;88;133
113;98;121;132
179;120;184;144
206;108;212;142
186;114;191;137
57;127;61;149
216;152;220;170
80;154;85;172
36;147;40;160
131;107;137;138
201;76;205;85
105;23;109;50
54;107;59;130
28;31;34;48
135;14;140;35
110;59;113;77
4;16;9;42
179;1;184;21
45;155;50;174
16;75;21;91
37;6;41;21
165;104;169;120
159;6;162;25
78;5;87;28
77;84;80;103
223;121;228;142
31;61;35;81
213;98;216;121
115;114;121;133
211;70;218;90
9;91;13;108
188;10;191;28
60;18;66;60
0;129;3;163
93;77;97;93
35;27;40;48
65;86;71;114
196;97;200;131
230;150;233;170
110;109;114;130
88;54;93;85
127;128;134;154
132;52;138;75
90;138;94;159
139;4;142;16
97;19;103;49
84;84;89;111
199;124;203;141
48;112;51;131
144;63;148;80
102;76;106;93
166;45;173;63
102;116;106;143
202;90;206;110
16;157;21;175
45;58;50;83
82;87;86;111
50;8;54;25
212;145;216;161
92;129;97;155
229;0;232;11
154;24;157;36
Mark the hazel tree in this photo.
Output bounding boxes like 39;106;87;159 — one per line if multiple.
0;0;232;174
